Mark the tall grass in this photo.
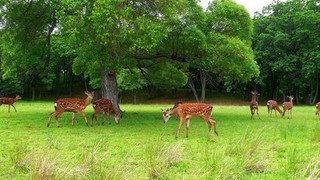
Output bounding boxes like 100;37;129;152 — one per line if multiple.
0;102;319;179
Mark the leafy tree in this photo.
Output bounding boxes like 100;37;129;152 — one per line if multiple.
117;68;147;104
253;0;320;103
0;0;60;100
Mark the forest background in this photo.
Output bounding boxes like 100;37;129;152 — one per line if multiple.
0;0;319;110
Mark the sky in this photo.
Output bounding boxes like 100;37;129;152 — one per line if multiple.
199;0;274;17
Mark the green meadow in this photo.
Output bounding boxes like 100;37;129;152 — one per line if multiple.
0;101;319;179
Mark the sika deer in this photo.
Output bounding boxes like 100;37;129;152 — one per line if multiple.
282;96;293;119
0;95;22;112
161;103;218;139
250;91;261;119
266;100;282;117
92;98;121;125
47;91;94;127
315;102;320;119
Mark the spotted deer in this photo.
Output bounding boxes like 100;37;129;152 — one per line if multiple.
0;95;22;112
282;96;293;119
47;91;94;127
92;98;121;125
266;100;283;117
250;91;261;119
161;103;218;139
315;102;320;119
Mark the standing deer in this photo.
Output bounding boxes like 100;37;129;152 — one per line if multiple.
47;91;94;127
0;95;22;112
282;96;293;119
161;103;218;139
266;100;283;117
92;98;121;125
250;91;261;119
315;102;320;119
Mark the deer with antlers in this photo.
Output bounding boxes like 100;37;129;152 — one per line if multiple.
250;91;261;119
47;91;94;127
266;100;283;117
282;96;293;119
315;102;320;119
0;95;22;112
92;98;122;125
161;103;218;139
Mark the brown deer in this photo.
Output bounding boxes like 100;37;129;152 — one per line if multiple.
47;91;94;127
315;102;320;119
161;103;218;139
92;98;122;125
250;91;261;119
282;96;293;119
266;100;283;117
0;95;22;112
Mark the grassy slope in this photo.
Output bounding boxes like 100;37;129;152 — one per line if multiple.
0;101;319;179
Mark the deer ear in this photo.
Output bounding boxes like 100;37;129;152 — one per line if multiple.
160;108;164;112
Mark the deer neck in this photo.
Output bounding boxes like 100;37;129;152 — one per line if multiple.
251;95;257;102
169;107;179;116
84;96;93;106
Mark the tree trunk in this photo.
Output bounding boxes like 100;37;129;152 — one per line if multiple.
101;70;122;113
31;87;36;101
200;71;207;102
188;76;199;102
312;78;319;104
133;90;137;104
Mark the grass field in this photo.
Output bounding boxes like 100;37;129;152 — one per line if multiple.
0;101;319;179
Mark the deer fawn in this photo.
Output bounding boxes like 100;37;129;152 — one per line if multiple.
47;91;94;127
161;103;218;139
266;100;283;117
250;91;261;119
315;102;320;119
0;95;22;112
92;98;122;125
282;96;293;119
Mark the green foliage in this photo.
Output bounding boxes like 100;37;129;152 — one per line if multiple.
117;68;148;92
148;62;188;91
253;0;320;101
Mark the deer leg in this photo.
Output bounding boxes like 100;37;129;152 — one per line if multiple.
11;104;17;112
48;111;56;127
209;118;218;136
108;112;111;125
79;111;89;126
102;112;106;125
186;118;190;138
8;104;11;112
54;112;62;128
256;107;261;120
176;118;185;139
251;109;255;119
91;113;96;126
71;113;76;125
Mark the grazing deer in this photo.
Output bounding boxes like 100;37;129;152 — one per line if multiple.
266;100;283;117
161;103;218;139
250;91;261;119
47;91;94;128
282;96;293;119
92;98;122;125
315;102;320;119
0;95;22;112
